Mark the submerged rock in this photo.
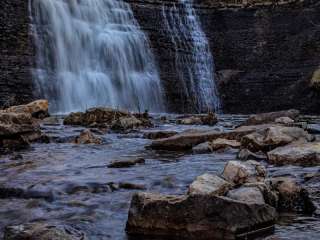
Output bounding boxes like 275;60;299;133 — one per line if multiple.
4;223;86;240
176;112;218;126
241;126;313;153
126;192;276;240
143;130;177;140
267;142;320;166
188;173;231;196
2;100;49;119
240;109;299;126
222;160;266;185
107;158;145;168
73;129;102;144
238;148;267;161
267;177;316;213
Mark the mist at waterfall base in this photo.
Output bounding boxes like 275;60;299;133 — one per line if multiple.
163;0;221;113
30;0;164;114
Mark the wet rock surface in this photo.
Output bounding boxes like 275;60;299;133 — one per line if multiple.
0;113;319;239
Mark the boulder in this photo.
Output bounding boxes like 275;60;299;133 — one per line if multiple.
4;223;86;240
73;129;102;144
176;112;218;126
2;100;49;119
267;177;316;213
222;160;266;185
111;116;144;131
241;126;313;152
227;186;265;204
240;109;299;126
0;112;42;151
192;142;212;154
210;138;241;150
275;117;294;125
149;125;262;151
188;173;231;196
143;130;177;140
126;192;276;240
63;107;129;126
238;148;267;161
267;142;320;166
107;158;145;168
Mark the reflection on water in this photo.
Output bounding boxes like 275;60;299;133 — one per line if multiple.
0;115;319;239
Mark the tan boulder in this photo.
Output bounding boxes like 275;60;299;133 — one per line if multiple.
241;126;313;152
3;100;49;119
267;142;320;166
222;160;266;185
73;129;102;144
188;173;231;196
210;138;241;150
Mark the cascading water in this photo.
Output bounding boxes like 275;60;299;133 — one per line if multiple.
30;0;164;113
162;0;221;113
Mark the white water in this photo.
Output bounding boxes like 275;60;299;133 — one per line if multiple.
30;0;164;113
162;0;221;113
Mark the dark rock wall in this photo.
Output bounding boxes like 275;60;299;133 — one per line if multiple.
0;0;34;108
1;0;320;114
128;0;320;113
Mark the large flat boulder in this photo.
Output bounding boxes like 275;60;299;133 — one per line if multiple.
241;126;313;152
126;192;276;240
188;173;231;196
4;223;86;240
149;125;266;151
267;142;320;166
240;109;299;126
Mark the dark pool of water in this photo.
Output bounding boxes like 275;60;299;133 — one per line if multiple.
0;115;319;239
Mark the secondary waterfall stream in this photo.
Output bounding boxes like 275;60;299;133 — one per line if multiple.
163;0;221;113
30;0;164;113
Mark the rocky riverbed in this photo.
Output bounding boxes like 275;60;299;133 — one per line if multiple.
0;102;319;239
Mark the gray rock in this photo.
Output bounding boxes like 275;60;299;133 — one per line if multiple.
227;186;265;204
126;192;276;240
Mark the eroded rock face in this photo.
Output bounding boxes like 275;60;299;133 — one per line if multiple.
267;142;320;166
210;138;241;150
188;173;231;196
222;160;266;185
4;223;86;240
111;116;144;131
126;192;276;240
0;112;42;151
241;126;313;152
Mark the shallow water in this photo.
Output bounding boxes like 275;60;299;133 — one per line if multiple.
0;115;319;239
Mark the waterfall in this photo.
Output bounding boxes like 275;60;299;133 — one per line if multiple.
30;0;164;113
162;0;221;113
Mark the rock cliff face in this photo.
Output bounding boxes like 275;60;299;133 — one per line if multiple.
0;0;35;108
1;0;320;114
127;0;320;113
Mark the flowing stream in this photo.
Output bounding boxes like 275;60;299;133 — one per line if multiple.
163;0;221;113
30;0;164;113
